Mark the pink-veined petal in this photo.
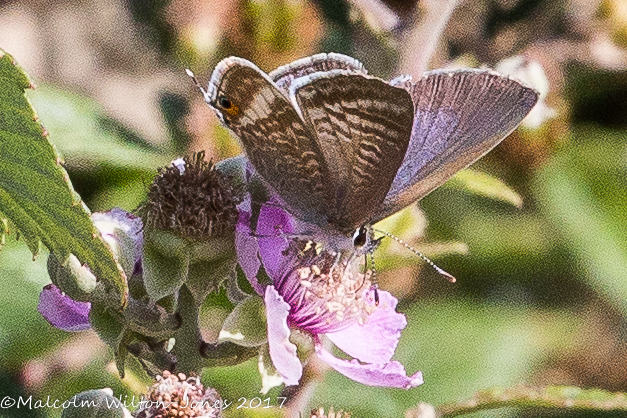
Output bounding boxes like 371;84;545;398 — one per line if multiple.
265;286;302;385
326;289;406;364
315;344;423;389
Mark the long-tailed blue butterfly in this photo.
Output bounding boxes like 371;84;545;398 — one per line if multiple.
193;53;538;258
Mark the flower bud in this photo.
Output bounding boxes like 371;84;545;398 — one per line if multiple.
40;209;142;331
60;388;131;418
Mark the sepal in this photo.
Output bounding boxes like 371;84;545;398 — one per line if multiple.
219;295;267;347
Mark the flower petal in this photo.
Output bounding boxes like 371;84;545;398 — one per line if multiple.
315;344;423;389
171;157;186;174
257;204;295;279
38;284;91;332
92;208;143;277
235;197;263;293
265;286;302;385
326;289;406;364
92;208;143;254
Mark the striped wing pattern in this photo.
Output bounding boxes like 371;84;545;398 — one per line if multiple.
293;72;414;232
206;55;538;234
208;58;333;222
270;53;366;93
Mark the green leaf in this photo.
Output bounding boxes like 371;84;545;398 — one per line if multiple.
446;168;523;208
141;228;189;302
187;256;236;304
0;49;128;306
187;235;237;303
89;302;125;350
219;295;267;347
436;385;627;417
142;227;238;303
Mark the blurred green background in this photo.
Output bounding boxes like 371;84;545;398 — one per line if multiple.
2;0;627;416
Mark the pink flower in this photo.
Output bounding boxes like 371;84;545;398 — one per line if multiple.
236;201;423;389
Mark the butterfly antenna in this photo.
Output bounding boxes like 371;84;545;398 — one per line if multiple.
185;68;208;97
372;228;456;283
368;251;380;305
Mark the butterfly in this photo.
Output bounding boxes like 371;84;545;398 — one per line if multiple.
198;53;538;256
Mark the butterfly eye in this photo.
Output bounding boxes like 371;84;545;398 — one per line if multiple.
217;95;239;117
218;96;233;109
353;227;368;247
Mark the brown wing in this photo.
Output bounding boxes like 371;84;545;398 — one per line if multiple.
292;71;414;233
207;57;333;223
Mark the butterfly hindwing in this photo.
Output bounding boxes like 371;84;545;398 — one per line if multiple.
292;71;414;232
270;53;367;93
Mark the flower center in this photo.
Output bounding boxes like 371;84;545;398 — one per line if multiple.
286;243;376;334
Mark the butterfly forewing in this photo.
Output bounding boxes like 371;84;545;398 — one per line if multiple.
293;72;414;232
208;58;334;223
374;69;539;223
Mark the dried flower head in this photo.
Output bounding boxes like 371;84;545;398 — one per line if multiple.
135;371;222;418
143;152;240;240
